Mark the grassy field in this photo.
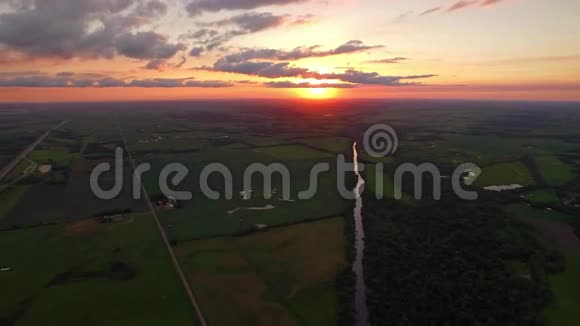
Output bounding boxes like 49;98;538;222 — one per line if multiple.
503;203;571;222
534;156;576;186
544;252;580;326
138;153;344;240
241;136;290;147
0;213;198;326
28;149;79;168
159;173;345;241
1;156;146;227
295;137;352;154
523;189;561;205
0;186;28;221
504;202;580;325
2;160;35;182
175;217;347;326
446;135;577;165
476;161;535;187
253;145;333;161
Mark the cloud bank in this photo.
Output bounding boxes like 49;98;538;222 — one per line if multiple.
186;0;309;16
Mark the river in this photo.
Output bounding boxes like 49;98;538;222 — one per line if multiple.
352;142;369;326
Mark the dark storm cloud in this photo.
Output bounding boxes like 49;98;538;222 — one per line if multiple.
144;59;167;70
211;12;287;32
218;40;382;63
317;70;437;86
332;41;383;56
264;81;357;88
189;47;205;57
187;28;220;39
127;77;233;87
0;75;103;87
0;76;73;87
175;55;188;68
211;60;310;78
128;77;190;87
0;70;43;77
0;0;180;60
56;71;105;78
121;77;232;87
185;0;309;16
98;77;126;87
0;0;133;57
188;12;295;53
0;73;234;87
126;77;233;87
366;57;408;64
135;0;168;17
208;59;437;86
115;31;186;59
183;80;234;87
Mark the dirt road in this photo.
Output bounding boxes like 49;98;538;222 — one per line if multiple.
0;120;67;184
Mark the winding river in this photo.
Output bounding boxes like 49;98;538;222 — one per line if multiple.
352;142;369;326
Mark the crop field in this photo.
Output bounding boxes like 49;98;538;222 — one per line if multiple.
0;158;145;228
294;137;352;154
0;213;198;326
1;159;34;183
0;184;68;227
240;135;290;147
444;135;577;166
544;251;580;326
523;189;561;205
534;156;576;186
175;217;347;326
28;149;79;168
1;102;580;326
0;125;146;228
253;145;334;161
476;161;535;187
159;167;344;240
0;186;28;221
136;146;344;240
503;203;571;222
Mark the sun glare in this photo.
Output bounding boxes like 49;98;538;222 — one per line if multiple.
294;74;340;99
300;87;336;99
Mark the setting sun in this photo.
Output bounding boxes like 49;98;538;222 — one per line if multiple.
298;87;337;99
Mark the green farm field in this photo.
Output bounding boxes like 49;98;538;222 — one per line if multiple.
0;213;198;326
175;217;347;326
534;156;576;186
476;161;535;187
544;251;580;326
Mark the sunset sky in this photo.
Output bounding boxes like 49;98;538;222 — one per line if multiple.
0;0;579;101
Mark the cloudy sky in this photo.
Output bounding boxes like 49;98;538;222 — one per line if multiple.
0;0;579;101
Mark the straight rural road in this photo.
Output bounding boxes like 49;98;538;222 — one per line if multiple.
0;120;68;184
118;125;208;326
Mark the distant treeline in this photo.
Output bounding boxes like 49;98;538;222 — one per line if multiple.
92;208;132;217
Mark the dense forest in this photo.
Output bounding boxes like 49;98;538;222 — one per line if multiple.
339;186;564;325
